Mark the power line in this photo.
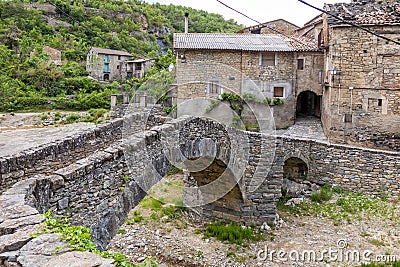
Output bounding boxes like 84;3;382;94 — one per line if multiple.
215;0;315;48
297;0;400;45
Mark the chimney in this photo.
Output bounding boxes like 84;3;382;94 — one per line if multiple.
184;12;189;33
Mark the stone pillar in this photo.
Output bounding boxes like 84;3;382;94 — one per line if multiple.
123;94;130;104
140;95;147;108
110;94;117;108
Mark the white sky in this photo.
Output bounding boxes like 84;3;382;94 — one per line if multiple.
144;0;351;27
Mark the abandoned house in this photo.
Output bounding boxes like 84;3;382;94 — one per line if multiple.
173;0;400;151
86;47;133;81
125;56;154;79
30;45;62;66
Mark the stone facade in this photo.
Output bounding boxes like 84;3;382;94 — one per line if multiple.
42;45;62;66
175;48;324;129
86;47;133;82
238;19;299;35
322;1;400;151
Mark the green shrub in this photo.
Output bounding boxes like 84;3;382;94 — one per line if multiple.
242;93;255;102
310;185;333;203
264;97;271;105
273;97;284;105
203;222;262;245
34;210;133;267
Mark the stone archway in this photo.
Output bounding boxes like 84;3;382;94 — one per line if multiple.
282;157;310;197
103;73;110;81
187;158;244;222
296;91;321;118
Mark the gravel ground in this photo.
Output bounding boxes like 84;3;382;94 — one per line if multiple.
108;175;400;267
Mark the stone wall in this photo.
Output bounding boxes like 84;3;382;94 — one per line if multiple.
238;19;299;35
323;24;400;150
0;119;123;194
176;49;324;128
0;177;114;267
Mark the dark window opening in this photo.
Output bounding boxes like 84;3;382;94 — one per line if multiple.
344;113;353;123
378;99;383;107
118;56;121;60
251;29;261;34
297;59;304;70
208;81;221;95
274;87;284;98
135;63;142;71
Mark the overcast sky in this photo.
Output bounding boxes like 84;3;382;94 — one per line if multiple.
144;0;351;27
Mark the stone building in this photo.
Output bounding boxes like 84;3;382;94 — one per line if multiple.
86;47;133;81
125;56;154;79
173;33;323;129
321;0;400;150
42;45;62;66
237;19;299;36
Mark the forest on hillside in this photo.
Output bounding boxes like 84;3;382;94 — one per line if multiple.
0;0;242;112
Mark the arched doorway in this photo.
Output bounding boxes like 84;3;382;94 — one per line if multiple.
296;91;321;118
103;73;110;81
282;157;309;197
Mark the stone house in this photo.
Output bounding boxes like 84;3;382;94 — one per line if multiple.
86;47;133;81
125;56;154;79
173;33;323;128
321;0;400;150
237;19;299;36
42;45;62;65
30;45;62;65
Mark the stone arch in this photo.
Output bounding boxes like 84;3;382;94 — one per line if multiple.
281;157;311;197
103;73;110;81
187;157;245;222
296;90;321;118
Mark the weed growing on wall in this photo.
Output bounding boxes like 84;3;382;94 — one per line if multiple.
33;210;158;267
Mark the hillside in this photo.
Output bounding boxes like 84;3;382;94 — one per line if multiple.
0;0;242;112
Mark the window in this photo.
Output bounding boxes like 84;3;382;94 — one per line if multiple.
378;99;383;107
104;55;109;62
297;59;304;70
273;87;284;98
118;56;121;60
261;53;275;66
117;65;120;69
207;80;221;96
135;63;142;71
104;63;109;73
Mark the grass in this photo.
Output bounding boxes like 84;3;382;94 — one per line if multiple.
203;221;263;246
167;165;183;176
309;185;333;203
278;186;400;226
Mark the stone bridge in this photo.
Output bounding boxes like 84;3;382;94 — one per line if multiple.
0;110;399;266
